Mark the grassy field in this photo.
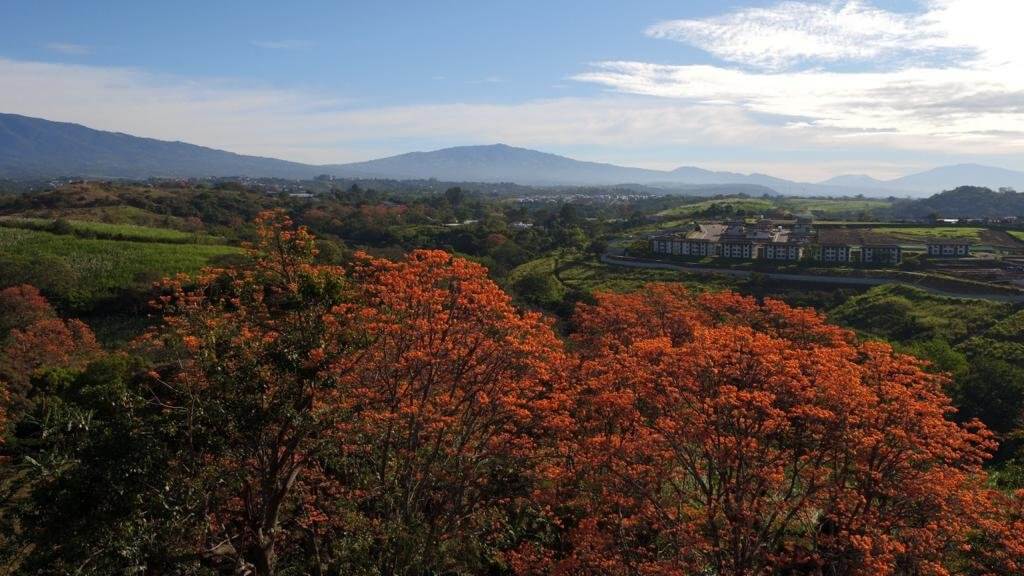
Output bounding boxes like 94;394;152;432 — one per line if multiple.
0;227;241;309
510;252;738;297
871;226;985;242
0;216;220;243
655;196;894;219
656;198;776;218
781;198;893;214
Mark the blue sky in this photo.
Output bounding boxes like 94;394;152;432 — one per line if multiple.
2;1;1022;181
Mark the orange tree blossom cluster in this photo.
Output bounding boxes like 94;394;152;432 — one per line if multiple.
2;209;1022;576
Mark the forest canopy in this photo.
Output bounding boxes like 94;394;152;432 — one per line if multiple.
0;210;1022;576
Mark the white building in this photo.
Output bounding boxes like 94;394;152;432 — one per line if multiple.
820;244;852;263
862;244;902;265
926;241;970;257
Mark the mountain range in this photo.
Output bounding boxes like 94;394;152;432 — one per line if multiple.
3;113;1024;197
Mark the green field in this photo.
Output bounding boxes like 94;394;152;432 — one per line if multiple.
656;198;776;218
655;196;894;220
0;227;241;309
0;216;220;243
510;253;737;298
781;198;893;214
871;226;984;242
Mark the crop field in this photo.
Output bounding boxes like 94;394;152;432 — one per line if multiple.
0;227;241;309
0;216;220;243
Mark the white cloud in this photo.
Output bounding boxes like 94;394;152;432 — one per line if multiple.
45;42;92;56
576;0;1024;159
250;40;314;50
644;0;1010;71
0;57;784;165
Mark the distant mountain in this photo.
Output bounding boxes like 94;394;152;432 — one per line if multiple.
3;113;1023;197
325;144;666;185
888;164;1024;192
821;164;1024;194
818;174;890;188
0;113;320;180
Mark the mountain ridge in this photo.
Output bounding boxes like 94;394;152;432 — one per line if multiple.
3;113;1024;196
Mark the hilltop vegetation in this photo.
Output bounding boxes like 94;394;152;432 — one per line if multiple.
892;185;1024;219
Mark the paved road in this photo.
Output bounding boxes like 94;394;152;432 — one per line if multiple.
600;254;1024;303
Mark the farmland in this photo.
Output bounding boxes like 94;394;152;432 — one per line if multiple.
0;216;222;243
0;227;241;309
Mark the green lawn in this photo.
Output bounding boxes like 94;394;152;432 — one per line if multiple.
0;227;241;309
870;226;984;242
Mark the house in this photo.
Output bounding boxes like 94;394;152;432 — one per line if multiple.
862;244;902;265
820;244;853;263
763;242;803;261
926;240;971;257
651;223;725;257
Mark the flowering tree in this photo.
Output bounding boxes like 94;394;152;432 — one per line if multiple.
148;212;567;575
521;284;1007;576
321;249;567;574
147;210;349;575
0;285;99;421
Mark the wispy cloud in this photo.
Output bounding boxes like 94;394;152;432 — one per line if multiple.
45;42;92;56
646;1;965;71
250;39;314;50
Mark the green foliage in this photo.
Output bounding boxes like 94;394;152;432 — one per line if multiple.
0;227;240;310
513;269;564;308
828;284;1009;343
7;355;202;575
892;186;1024;219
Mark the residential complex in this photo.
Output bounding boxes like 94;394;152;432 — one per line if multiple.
650;218;975;265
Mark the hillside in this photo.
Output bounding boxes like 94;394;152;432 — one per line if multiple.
892;186;1024;218
0;113;320;180
327;143;667;185
3;113;1023;197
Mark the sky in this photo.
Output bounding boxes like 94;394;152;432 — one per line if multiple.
1;0;1023;181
